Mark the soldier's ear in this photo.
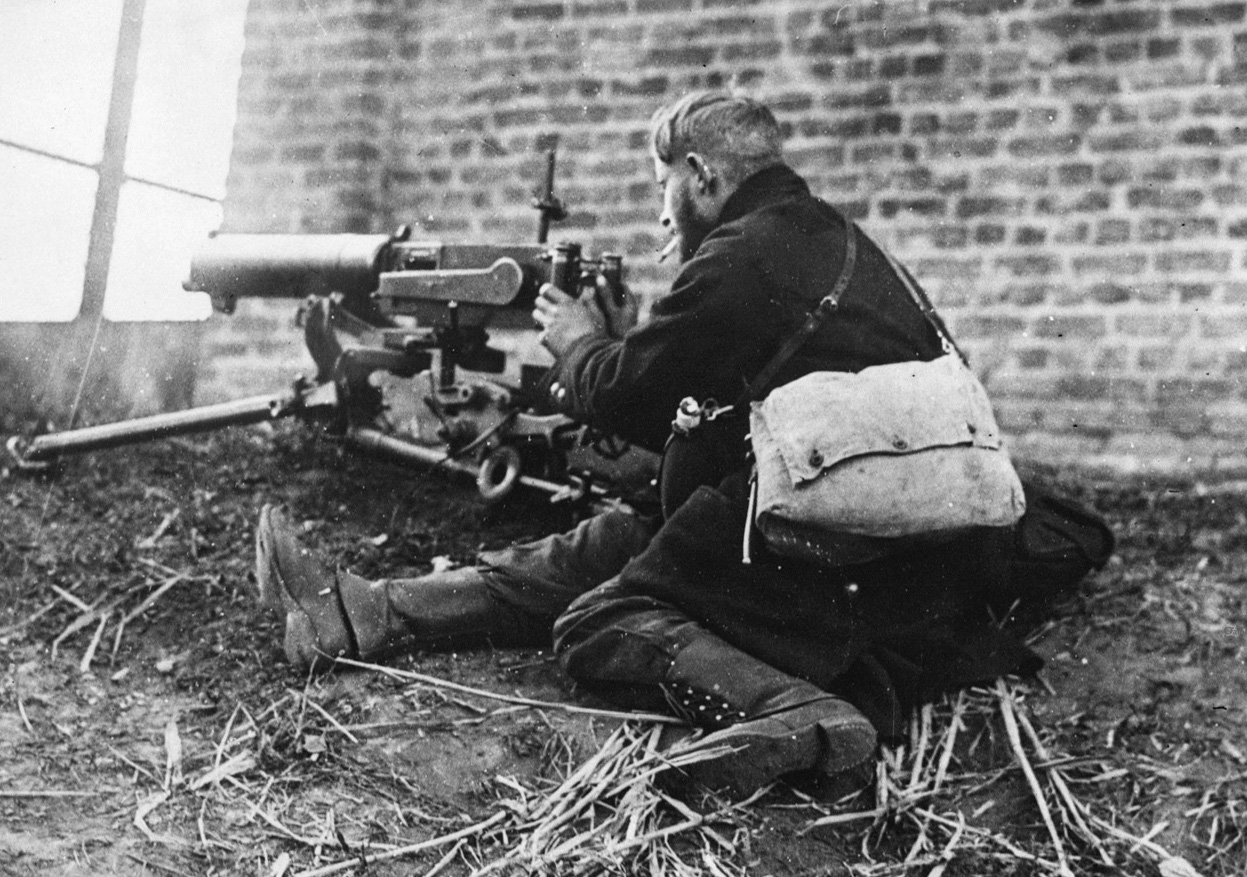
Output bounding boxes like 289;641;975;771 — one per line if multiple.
685;153;716;192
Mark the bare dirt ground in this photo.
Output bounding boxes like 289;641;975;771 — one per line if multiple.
1;421;1244;876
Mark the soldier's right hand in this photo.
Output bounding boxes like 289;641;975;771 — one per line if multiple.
592;274;639;339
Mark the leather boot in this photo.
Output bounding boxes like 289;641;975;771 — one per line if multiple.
255;505;504;671
664;633;877;798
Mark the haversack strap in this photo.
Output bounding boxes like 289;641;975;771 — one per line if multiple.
876;245;968;366
734;220;858;409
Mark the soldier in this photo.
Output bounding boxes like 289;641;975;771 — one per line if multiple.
256;91;1038;797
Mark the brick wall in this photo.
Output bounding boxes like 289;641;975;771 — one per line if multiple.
202;0;1247;474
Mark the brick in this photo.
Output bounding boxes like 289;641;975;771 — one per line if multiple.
927;137;997;159
910;113;940;135
722;41;782;61
1182;156;1224;179
912;54;946;76
1034;9;1162;37
909;256;983;279
1127;62;1208;91
974;224;1007;245
1105;39;1142;63
1207;401;1247;438
1103;430;1194;458
1088;282;1133;305
1144;97;1184;123
1147;37;1181;59
1094;345;1130;370
1199;312;1247;337
1141;159;1180;183
572;0;629;14
1015;226;1047;246
1006;134;1081;157
1095;219;1131;245
800;116;869;139
825;84;893;109
1171;3;1246;27
996;255;1062;276
636;0;694;11
280;145;325;162
986;109;1020;131
1005;284;1055;307
1035;191;1111;214
879;55;908;78
1014;346;1050;370
930;0;1025;16
946;111;979;134
611;75;668;97
871;112;904;135
957;196;1024;220
797;33;856;57
1178;284;1215;302
1116;313;1194;338
1137;345;1177;370
1049;74;1119;95
1004;425;1109;459
933;226;970;248
1057;163;1094;186
1180;125;1223;146
1127;187;1205;211
1071;254;1147;277
980;165;1050;189
946;51;984;77
1088;130;1165;153
954;315;1028;338
1157;377;1237;408
1056;374;1149;401
877;198;946;219
1212;184;1247;206
1066;43;1098;64
644;46;714;67
1154;250;1233;273
1053;221;1091;245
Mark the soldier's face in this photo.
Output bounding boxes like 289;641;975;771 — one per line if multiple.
654;156;713;263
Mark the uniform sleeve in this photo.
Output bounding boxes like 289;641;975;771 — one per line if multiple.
548;227;767;452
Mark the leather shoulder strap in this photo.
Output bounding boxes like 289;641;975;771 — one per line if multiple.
734;221;858;408
876;245;968;366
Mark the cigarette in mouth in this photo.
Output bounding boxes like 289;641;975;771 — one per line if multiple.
657;237;679;263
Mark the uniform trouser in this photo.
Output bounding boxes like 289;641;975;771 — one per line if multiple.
477;473;1033;737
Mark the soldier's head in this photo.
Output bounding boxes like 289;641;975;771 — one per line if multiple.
650;91;785;262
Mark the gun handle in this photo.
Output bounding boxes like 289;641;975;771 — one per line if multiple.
550;242;581;294
601;253;625;306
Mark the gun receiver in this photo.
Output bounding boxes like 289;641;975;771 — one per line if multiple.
185;230;622;321
184;230;564;321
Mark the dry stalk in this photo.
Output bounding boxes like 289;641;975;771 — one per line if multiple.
994;679;1074;876
292;811;508;877
78;612;110;673
337;657;682;724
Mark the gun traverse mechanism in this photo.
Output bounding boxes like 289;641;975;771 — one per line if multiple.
8;151;656;512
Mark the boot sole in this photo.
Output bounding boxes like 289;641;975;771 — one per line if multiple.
254;504;354;671
688;713;876;798
254;505;287;614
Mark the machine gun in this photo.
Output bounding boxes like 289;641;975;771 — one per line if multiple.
7;153;659;513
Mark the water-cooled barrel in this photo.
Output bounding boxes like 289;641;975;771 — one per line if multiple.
183;233;396;300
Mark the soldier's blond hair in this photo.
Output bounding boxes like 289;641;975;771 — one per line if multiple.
650;91;784;183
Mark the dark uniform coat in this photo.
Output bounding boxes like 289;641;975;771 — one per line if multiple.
536;165;1039;736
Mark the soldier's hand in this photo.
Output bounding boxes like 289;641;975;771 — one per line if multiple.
593;274;639;339
533;283;606;356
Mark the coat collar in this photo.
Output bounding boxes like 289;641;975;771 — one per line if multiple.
715;163;811;227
